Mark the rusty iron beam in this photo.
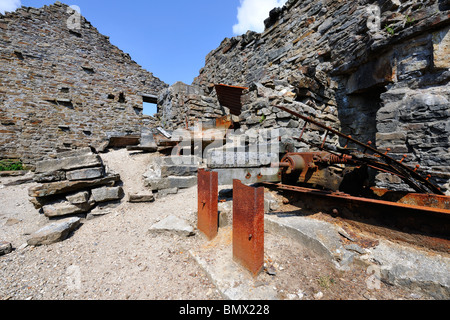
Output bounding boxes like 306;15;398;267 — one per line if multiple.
233;180;265;276
197;169;219;240
263;182;450;253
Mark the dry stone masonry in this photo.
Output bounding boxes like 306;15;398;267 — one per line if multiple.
0;2;168;165
157;0;450;192
28;148;124;226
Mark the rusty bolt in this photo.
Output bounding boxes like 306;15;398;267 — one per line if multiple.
400;154;407;164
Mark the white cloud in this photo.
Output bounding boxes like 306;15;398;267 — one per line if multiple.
232;0;288;35
0;0;21;14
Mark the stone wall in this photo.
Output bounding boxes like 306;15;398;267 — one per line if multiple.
0;2;168;165
188;0;449;191
157;82;226;131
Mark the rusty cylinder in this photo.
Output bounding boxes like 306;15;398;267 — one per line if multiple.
283;154;306;174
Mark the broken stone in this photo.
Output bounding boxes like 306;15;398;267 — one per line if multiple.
27;217;81;246
42;201;92;218
90;186;124;203
66;191;90;205
128;192;155;203
156;188;178;198
149;215;195;237
33;170;66;183
86;206;113;220
160;165;198;177
0;241;13;256
66;167;104;181
145;176;197;191
28;174;120;198
166;176;197;189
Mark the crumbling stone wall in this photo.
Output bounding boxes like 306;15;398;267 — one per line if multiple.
0;2;168;165
190;0;450;191
157;82;225;130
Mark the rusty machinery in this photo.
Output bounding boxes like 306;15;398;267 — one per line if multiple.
266;106;450;253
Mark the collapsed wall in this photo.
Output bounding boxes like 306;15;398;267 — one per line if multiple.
181;0;449;192
0;2;168;165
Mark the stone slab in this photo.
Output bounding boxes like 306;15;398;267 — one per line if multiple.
28;174;120;198
128;192;155;203
66;167;104;181
149;215;195;237
264;213;450;299
0;241;13;256
189;228;279;300
27;217;81;246
91;186;124;203
35;153;102;174
66;191;90;205
42;201;92;218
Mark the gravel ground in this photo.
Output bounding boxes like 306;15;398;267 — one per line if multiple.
0;149;435;300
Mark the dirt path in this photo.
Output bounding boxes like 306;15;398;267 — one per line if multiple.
0;149;434;300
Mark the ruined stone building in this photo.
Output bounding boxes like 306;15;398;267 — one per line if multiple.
0;0;449;192
0;2;168;165
157;0;450;192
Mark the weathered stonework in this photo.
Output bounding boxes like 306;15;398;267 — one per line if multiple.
0;2;168;165
184;0;450;191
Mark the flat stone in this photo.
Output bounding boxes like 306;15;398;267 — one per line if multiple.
128;192;155;203
42;201;92;218
27;217;81;246
166;176;197;189
149;215;195;237
35;153;102;174
91;186;124;203
155;188;178;198
28;174;120;198
0;241;13;256
33;170;66;183
66;191;90;205
66;167;104;181
160;165;198;177
433;25;450;69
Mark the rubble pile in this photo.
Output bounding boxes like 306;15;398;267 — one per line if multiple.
27;147;124;245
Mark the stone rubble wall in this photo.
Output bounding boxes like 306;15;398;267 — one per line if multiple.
187;0;450;191
157;81;226;130
0;2;168;165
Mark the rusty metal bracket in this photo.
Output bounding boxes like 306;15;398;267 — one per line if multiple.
233;180;265;276
197;169;219;240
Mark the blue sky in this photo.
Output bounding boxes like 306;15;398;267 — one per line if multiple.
2;0;287;114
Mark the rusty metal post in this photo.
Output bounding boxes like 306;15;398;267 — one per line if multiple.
197;169;219;240
232;179;265;277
